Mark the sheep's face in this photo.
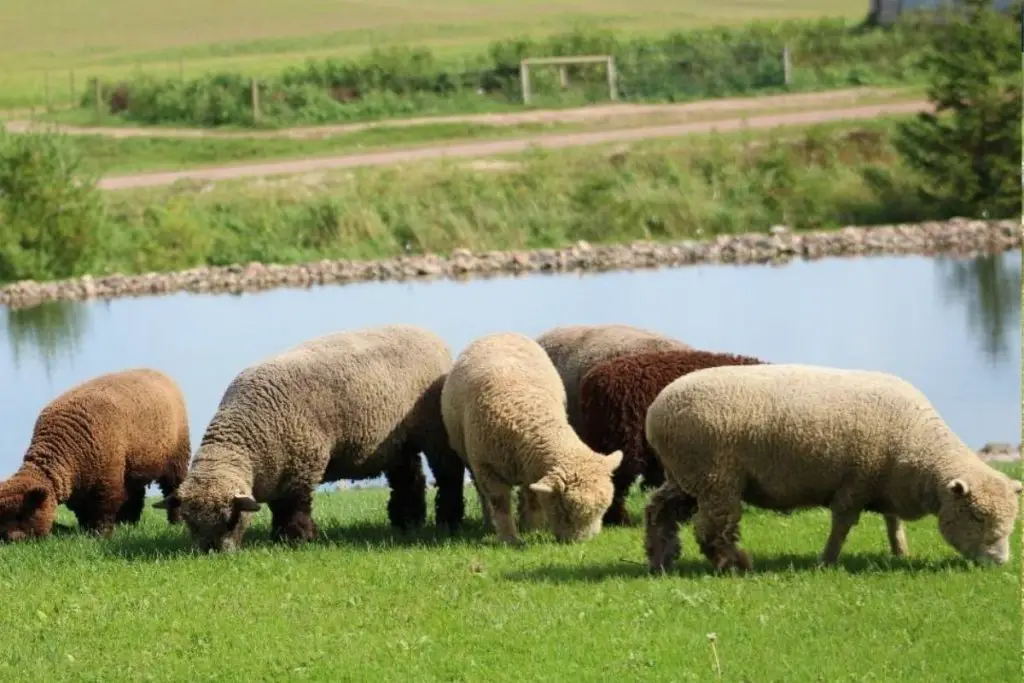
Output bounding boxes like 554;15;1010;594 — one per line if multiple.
937;474;1021;566
0;482;56;543
155;490;261;553
528;450;623;543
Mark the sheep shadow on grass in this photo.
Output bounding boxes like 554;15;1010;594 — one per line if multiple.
97;513;496;562
501;552;979;584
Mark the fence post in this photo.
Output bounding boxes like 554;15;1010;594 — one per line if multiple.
558;65;568;89
520;60;531;105
179;57;184;81
94;77;102;117
783;46;792;86
606;56;618;101
251;78;260;123
44;70;51;111
69;70;75;108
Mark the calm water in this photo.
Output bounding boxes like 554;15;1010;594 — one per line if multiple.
1;250;1020;483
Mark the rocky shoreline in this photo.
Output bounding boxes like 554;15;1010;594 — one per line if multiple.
0;218;1019;310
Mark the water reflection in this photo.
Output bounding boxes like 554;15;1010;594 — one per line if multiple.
936;253;1022;364
3;300;90;377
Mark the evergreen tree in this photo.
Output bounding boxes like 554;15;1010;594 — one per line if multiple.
893;0;1021;218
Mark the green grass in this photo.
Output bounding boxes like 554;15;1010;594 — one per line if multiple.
2;117;959;283
0;462;1019;681
0;1;866;109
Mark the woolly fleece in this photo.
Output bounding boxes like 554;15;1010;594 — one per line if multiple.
0;368;190;541
578;348;765;526
155;324;464;552
643;363;1023;573
535;324;689;433
441;332;623;544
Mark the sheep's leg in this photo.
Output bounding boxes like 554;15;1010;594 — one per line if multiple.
77;479;127;538
604;451;641;526
158;441;191;525
517;487;546;532
115;479;147;525
385;449;427;532
821;510;861;565
644;479;698;574
474;468;521;545
694;477;751;572
467;468;492;529
268;490;318;543
884;514;908;557
423;446;466;534
638;454;666;492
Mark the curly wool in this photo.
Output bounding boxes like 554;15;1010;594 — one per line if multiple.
578;348;765;526
441;332;623;544
0;368;190;540
643;363;1023;572
164;324;464;552
535;324;690;432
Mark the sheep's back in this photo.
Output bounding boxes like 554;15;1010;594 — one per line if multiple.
647;364;930;497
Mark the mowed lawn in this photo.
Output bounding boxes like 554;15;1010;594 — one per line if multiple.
0;467;1018;681
0;0;866;109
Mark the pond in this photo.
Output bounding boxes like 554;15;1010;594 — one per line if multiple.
1;249;1020;485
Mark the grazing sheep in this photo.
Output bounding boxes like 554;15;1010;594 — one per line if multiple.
154;325;465;552
441;331;623;545
535;324;690;432
0;368;190;541
579;348;765;526
643;363;1023;573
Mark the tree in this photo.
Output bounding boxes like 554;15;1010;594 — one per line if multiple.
893;0;1021;218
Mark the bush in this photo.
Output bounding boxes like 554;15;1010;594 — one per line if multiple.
78;18;951;128
0;127;107;282
893;0;1022;218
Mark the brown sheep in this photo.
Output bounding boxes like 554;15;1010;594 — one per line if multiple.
578;348;765;527
0;368;190;541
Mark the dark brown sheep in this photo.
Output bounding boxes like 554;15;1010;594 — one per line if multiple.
0;368;191;541
578;349;765;526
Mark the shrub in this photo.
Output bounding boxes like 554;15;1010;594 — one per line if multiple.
79;18;953;128
893;0;1022;218
0;127;107;282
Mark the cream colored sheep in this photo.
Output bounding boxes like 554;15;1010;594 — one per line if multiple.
535;324;690;431
441;331;623;544
643;363;1022;572
154;325;465;552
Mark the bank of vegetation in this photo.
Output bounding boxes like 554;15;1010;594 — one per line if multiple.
74;16;958;128
0;0;1018;286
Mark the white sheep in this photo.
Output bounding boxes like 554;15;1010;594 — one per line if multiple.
643;363;1022;572
154;324;465;552
441;331;623;544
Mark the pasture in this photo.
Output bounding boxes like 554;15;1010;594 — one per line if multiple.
0;0;866;109
0;469;1018;682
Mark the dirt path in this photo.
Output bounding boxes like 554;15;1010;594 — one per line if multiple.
6;87;912;140
96;100;930;190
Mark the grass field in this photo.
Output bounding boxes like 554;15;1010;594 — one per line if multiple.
0;0;866;110
2;117;949;283
0;459;1019;681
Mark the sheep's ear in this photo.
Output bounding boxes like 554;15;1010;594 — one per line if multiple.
946;479;970;497
152;495;180;511
529;476;559;496
599;450;624;473
232;495;261;513
21;488;48;514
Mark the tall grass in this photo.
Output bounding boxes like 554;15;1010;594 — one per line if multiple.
3;118;952;284
77;18;951;128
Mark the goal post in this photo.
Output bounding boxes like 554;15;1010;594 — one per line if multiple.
519;55;618;105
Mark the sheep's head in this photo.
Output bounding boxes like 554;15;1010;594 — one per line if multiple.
154;485;261;553
937;472;1021;566
528;450;623;543
0;478;56;543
